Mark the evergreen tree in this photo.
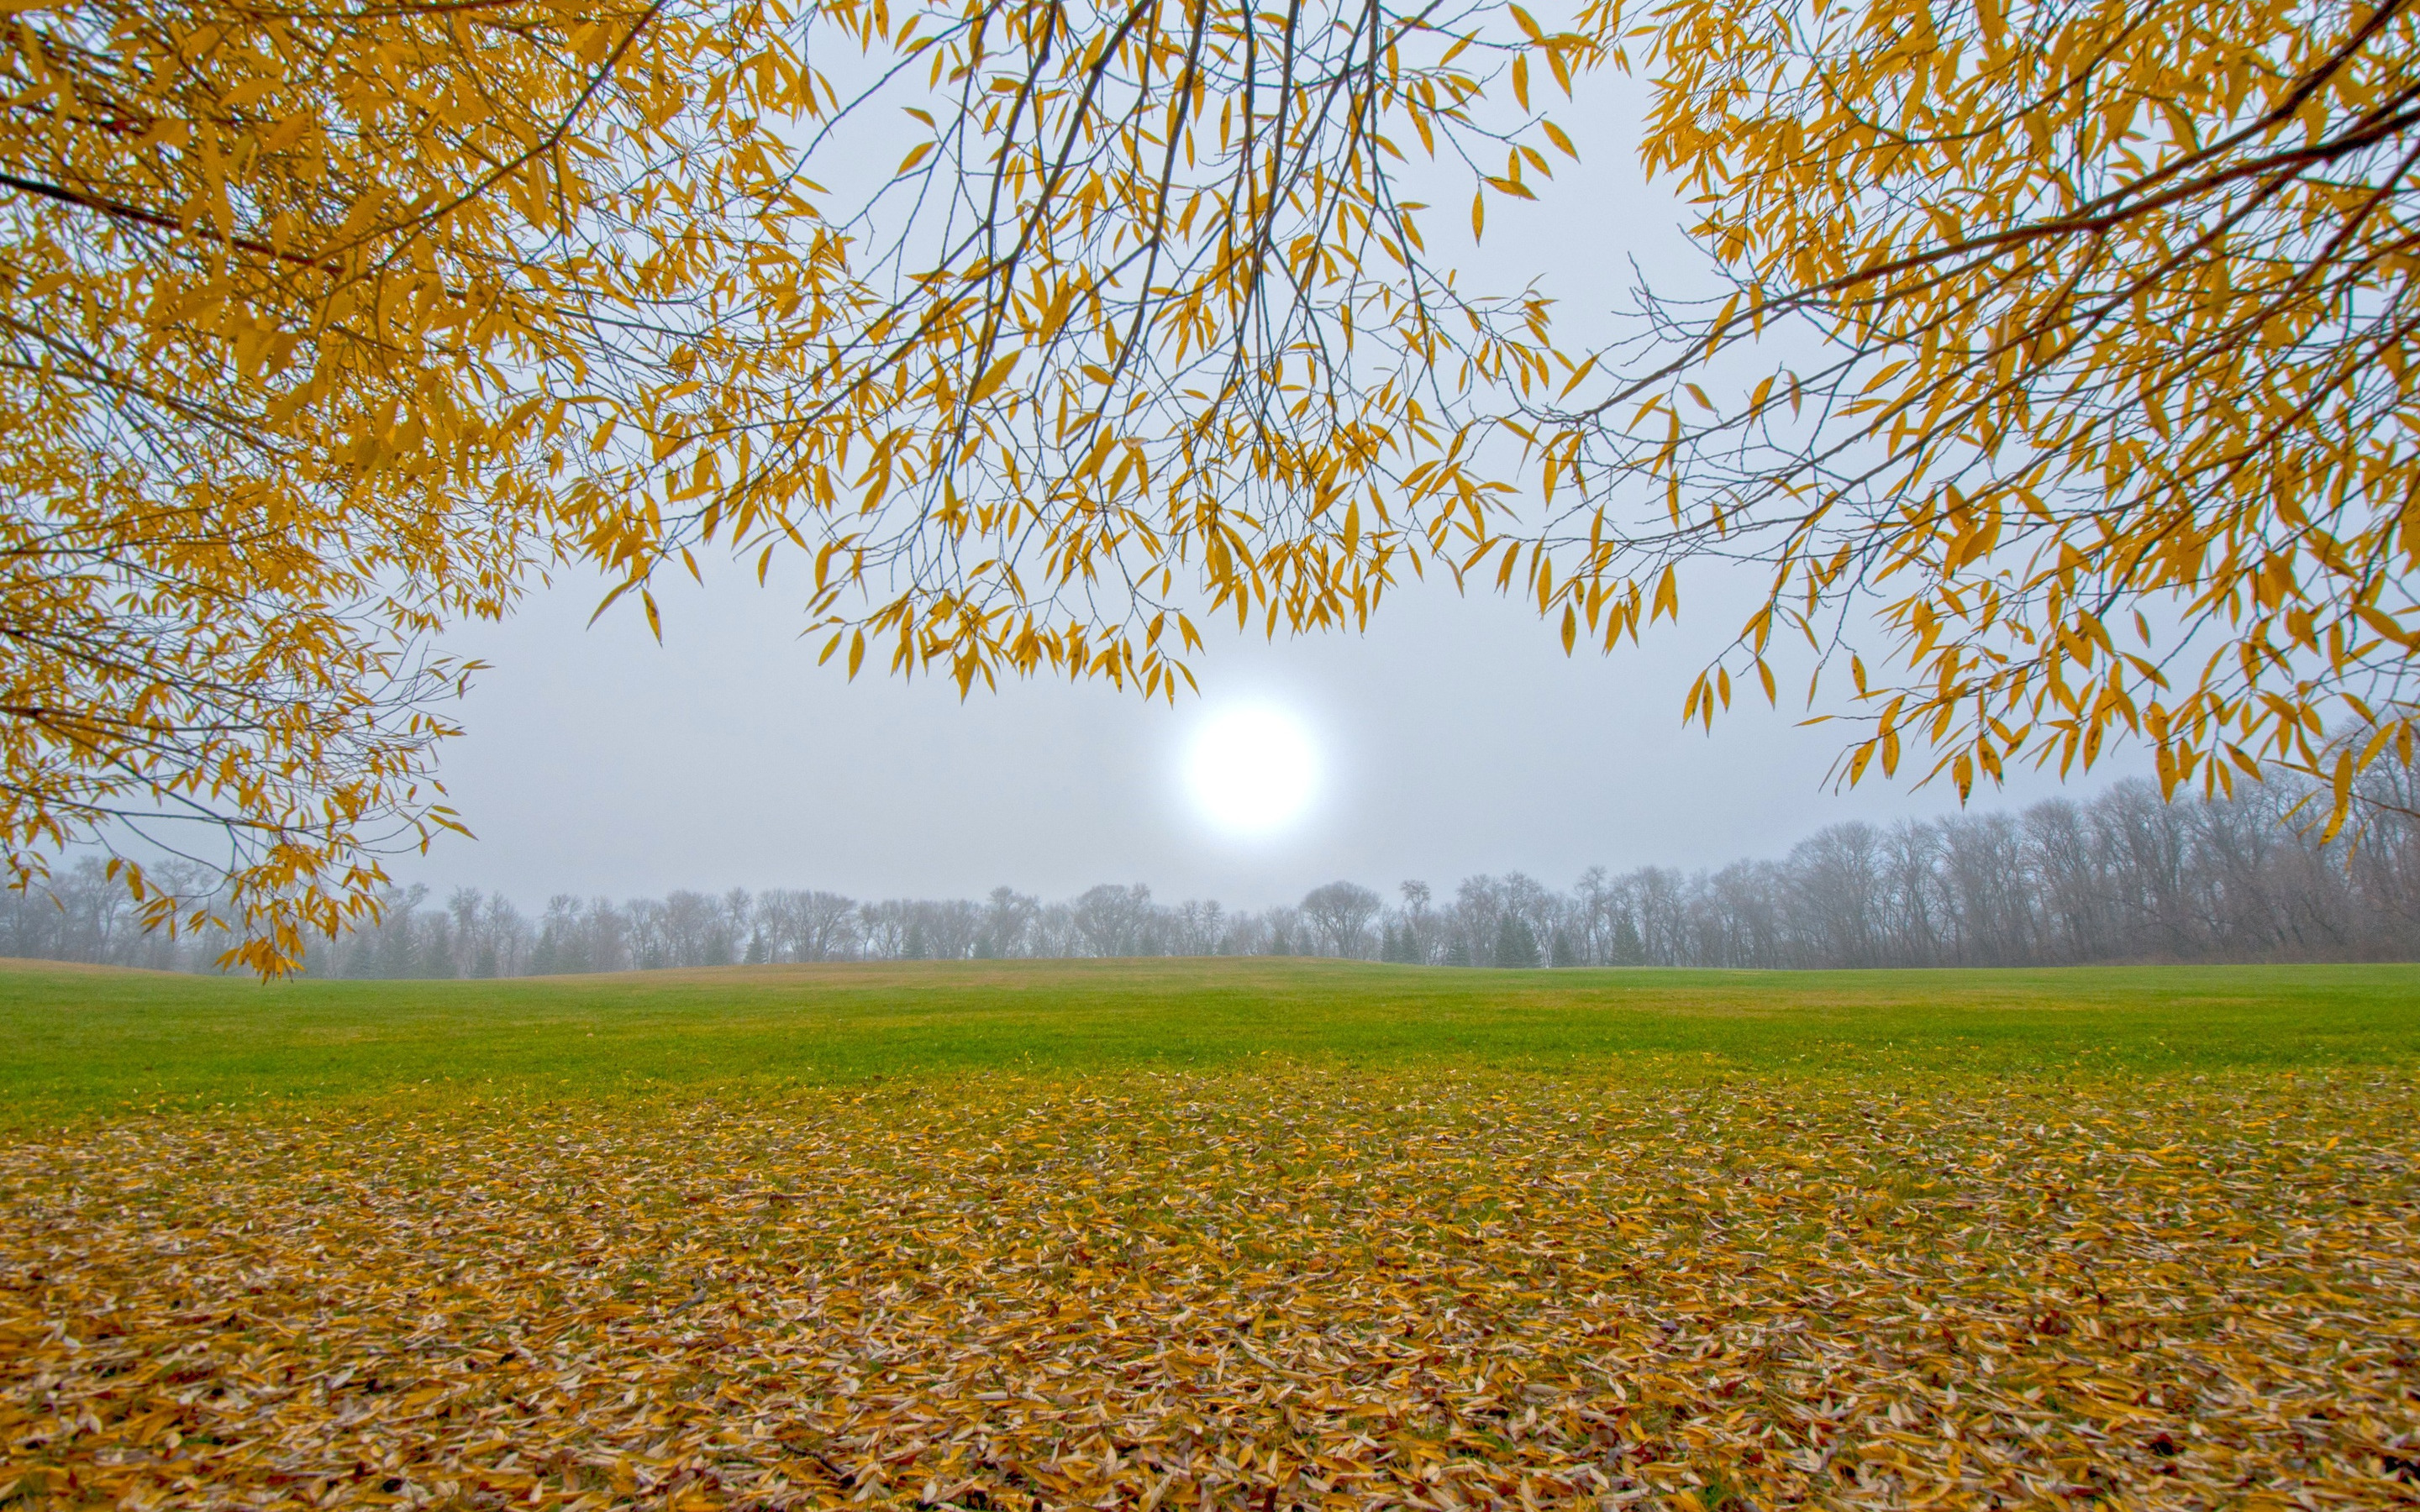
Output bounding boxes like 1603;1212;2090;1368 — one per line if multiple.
1444;937;1473;968
1494;914;1541;969
376;913;416;979
418;915;455;979
1549;927;1580;968
1612;913;1646;966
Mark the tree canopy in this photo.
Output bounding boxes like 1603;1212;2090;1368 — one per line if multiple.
0;0;1577;969
1533;0;2420;837
8;0;2420;970
0;0;817;969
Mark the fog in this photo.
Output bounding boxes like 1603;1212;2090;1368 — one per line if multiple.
391;554;2148;911
387;64;2149;911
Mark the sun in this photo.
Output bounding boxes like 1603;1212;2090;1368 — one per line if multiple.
1184;706;1319;837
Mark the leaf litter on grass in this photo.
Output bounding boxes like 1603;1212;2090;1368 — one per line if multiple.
1;1068;2416;1509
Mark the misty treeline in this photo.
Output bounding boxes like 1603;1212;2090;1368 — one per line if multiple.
10;776;2420;975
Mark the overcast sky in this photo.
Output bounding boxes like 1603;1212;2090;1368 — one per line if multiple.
395;556;2147;911
392;61;2150;911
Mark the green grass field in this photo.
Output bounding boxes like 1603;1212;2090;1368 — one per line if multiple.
6;959;2419;1509
4;956;2415;1127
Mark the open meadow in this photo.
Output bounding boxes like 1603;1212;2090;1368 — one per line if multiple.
3;959;2417;1509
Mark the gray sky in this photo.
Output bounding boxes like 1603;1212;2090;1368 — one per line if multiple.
397;556;2145;910
392;59;2149;911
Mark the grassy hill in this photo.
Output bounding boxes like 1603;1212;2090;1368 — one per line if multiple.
5;958;2417;1508
3;955;2413;1126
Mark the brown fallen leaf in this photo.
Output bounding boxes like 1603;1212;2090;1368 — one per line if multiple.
1;1067;2414;1509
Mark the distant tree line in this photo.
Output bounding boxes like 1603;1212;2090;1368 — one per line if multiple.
8;776;2418;975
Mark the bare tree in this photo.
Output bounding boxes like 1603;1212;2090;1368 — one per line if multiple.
976;888;1041;959
1071;885;1155;958
31;770;2414;979
760;890;860;963
1299;882;1382;958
